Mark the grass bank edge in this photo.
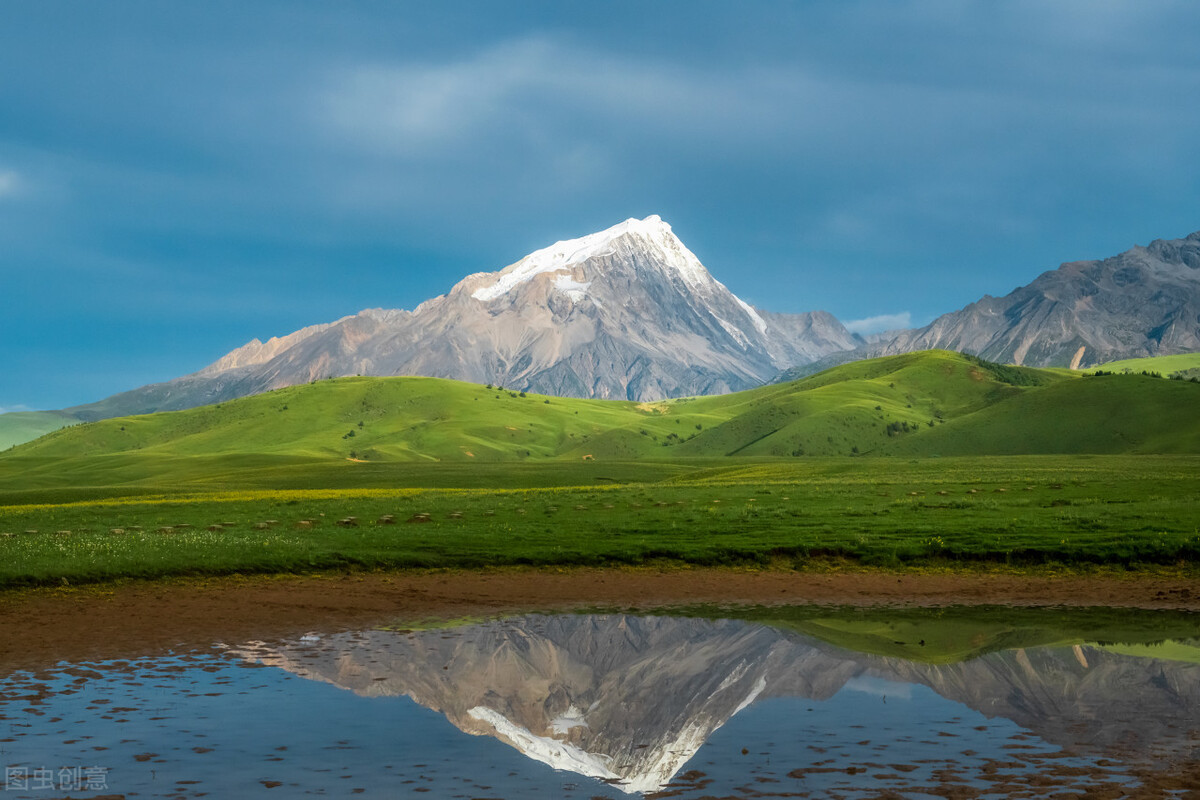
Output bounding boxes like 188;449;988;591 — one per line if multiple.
3;553;1200;593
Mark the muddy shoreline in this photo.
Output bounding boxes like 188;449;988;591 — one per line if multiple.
2;566;1198;671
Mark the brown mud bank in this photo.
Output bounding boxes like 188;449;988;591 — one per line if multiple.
2;566;1198;672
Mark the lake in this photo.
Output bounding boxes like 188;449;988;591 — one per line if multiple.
2;604;1198;798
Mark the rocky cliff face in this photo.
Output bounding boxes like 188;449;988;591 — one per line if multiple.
874;231;1200;368
68;216;856;419
244;614;1200;794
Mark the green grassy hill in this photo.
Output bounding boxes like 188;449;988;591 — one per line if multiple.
1;350;1070;463
3;350;1199;497
0;410;78;450
671;350;1062;458
884;373;1200;455
1089;352;1200;379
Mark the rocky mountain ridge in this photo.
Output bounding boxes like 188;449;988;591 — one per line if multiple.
772;229;1200;384
879;230;1200;367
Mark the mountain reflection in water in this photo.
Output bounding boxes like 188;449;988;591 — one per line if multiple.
241;611;1200;796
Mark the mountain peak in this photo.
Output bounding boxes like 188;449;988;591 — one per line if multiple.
468;215;703;303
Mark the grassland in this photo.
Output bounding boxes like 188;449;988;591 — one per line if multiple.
1091;352;1200;380
1;455;1197;587
1;351;1197;588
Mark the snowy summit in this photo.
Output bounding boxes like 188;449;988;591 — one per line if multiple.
469;215;713;303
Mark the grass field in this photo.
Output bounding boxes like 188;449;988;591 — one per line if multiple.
1091;352;1200;379
2;351;1197;588
1;455;1197;587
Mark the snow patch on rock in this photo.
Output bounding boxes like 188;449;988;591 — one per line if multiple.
467;706;620;785
734;297;769;337
550;705;590;735
553;274;592;303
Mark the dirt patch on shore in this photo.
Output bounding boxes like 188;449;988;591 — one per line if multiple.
1;567;1198;672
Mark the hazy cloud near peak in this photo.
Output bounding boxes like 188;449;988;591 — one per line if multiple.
845;312;913;335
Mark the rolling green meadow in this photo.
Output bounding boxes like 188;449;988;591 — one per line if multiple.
0;410;79;450
1090;351;1200;380
1;350;1198;587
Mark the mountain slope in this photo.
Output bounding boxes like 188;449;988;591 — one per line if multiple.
60;216;856;421
874;230;1200;367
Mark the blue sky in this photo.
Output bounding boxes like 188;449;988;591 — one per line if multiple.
2;1;1199;411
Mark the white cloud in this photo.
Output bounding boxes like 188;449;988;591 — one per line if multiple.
0;404;32;415
844;312;912;335
316;37;848;160
0;170;20;199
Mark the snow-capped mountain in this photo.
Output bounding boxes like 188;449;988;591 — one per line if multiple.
67;215;856;418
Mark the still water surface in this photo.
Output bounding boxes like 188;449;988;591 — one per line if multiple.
2;606;1199;798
